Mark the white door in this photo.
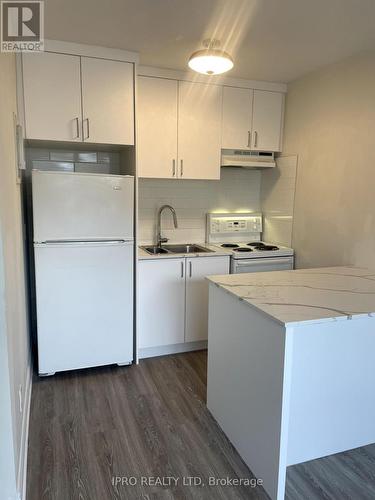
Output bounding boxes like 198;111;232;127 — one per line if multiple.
185;256;230;342
251;90;284;152
81;57;134;145
32;171;134;241
35;241;133;374
178;82;222;180
222;87;253;150
22;52;82;141
137;76;178;179
138;259;185;349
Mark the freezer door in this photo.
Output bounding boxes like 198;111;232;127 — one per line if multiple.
34;241;133;374
32;170;134;241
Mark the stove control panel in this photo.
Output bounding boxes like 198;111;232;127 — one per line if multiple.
208;213;262;236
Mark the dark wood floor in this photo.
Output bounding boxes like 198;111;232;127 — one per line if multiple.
27;351;375;500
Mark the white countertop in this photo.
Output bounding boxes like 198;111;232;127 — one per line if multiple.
207;266;375;326
138;244;232;260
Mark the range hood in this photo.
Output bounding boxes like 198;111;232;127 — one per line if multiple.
221;150;276;169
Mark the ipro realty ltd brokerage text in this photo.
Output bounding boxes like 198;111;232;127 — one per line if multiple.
112;476;263;488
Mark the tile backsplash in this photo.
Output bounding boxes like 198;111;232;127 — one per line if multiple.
139;159;297;246
25;147;121;174
261;155;298;247
138;169;262;244
26;147;297;247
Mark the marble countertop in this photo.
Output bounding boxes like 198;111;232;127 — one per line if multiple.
138;244;232;260
208;266;375;326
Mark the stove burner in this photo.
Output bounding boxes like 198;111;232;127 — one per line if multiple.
221;243;239;248
246;242;279;251
257;245;279;251
233;247;253;252
247;242;265;247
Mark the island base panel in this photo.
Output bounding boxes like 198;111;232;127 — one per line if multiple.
287;317;375;466
207;284;292;500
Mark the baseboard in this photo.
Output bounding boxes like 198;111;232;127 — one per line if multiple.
17;361;32;500
139;340;207;359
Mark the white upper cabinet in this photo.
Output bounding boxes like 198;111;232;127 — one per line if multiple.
178;82;222;180
137;77;222;180
137;77;178;178
251;90;284;152
221;86;284;152
21;52;135;145
22;52;82;142
81;57;134;145
221;87;253;150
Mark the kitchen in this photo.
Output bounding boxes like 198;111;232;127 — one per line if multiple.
1;1;375;500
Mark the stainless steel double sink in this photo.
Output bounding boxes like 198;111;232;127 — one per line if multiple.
141;244;213;255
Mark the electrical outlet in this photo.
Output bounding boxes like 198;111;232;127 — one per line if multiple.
18;385;23;413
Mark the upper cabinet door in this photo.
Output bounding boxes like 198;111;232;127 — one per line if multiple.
251;90;284;152
137;77;178;179
22;52;82;142
222;86;253;150
178;82;222;180
81;57;134;145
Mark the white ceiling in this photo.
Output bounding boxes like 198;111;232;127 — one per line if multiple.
44;0;375;83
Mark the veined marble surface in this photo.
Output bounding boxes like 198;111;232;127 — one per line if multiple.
208;267;375;326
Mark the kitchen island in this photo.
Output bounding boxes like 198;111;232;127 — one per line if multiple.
206;267;375;500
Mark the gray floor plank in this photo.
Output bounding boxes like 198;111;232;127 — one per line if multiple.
27;350;375;499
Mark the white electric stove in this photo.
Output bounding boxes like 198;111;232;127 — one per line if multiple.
206;213;294;274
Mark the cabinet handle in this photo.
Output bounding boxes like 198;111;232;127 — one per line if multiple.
74;117;80;139
172;159;176;177
181;261;184;278
189;261;192;278
254;130;258;148
15;123;25;170
84;118;90;140
180;159;184;177
247;130;251;148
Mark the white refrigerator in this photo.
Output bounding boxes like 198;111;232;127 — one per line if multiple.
32;170;134;375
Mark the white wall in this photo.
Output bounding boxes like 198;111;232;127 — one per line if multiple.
0;53;32;500
283;50;375;269
138;168;261;244
0;235;18;500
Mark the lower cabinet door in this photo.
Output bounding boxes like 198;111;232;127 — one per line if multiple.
185;256;230;342
138;258;185;349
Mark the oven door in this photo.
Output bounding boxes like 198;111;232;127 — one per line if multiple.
231;256;294;274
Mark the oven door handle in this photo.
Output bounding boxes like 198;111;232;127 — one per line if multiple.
235;257;293;267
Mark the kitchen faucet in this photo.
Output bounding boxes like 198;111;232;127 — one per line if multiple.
156;205;178;247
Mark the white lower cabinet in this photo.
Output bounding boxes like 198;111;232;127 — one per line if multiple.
138;255;229;356
138;258;185;349
185;256;229;342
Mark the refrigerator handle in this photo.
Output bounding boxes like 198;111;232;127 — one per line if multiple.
36;239;133;247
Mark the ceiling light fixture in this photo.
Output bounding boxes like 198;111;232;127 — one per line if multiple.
188;39;234;76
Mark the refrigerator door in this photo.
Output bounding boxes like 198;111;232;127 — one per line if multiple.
34;241;133;374
32;170;134;242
